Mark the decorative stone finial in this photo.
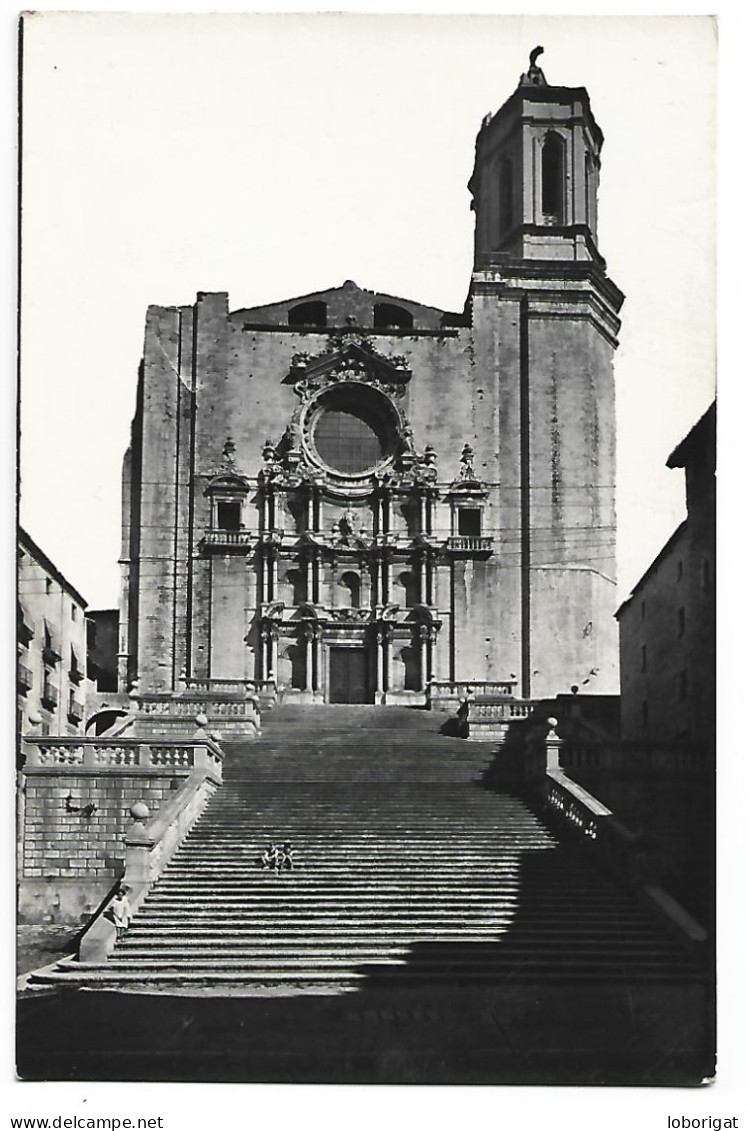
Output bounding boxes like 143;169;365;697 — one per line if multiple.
520;45;547;87
195;713;208;727
459;443;477;480
130;800;150;822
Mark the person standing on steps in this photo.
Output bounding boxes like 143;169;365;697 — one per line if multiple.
456;685;474;737
110;885;132;941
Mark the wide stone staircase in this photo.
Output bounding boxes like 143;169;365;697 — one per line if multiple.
33;705;703;992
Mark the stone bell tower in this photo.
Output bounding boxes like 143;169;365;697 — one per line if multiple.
467;48;625;698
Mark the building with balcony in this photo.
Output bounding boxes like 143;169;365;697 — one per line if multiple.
616;402;715;746
17;528;89;736
120;55;623;706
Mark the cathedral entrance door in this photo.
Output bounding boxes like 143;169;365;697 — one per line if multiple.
329;647;369;704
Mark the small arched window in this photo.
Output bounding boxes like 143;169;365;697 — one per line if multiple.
339;571;361;609
541;132;565;223
288;301;327;327
373;303;414;329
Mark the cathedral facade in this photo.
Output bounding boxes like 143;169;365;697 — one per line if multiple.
119;57;623;706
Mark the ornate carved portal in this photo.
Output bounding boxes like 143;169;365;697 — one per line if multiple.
255;338;442;704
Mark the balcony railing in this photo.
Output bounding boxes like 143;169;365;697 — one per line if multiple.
17;664;33;695
41;683;59;710
201;530;254;551
42;642;62;666
445;535;494;555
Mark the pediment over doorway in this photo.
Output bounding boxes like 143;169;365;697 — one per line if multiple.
283;340;412;397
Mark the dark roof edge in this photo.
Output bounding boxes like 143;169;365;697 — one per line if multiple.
615;520;689;618
18;526;89;608
666;400;716;469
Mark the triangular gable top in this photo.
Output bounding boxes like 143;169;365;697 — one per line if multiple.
231;279;457;329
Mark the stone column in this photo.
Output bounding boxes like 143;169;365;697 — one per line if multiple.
304;626;313;693
268;625;279;683
425;550;434;607
305;552;313;604
418;624;429;691
384;626;392;694
375;627;385;702
270;547;278;602
381;491;390;537
383;551;391;605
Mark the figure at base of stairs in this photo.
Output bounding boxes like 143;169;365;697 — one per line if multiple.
106;885;132;941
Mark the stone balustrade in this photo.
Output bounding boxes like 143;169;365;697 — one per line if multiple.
523;722;708;950
428;679;518;712
133;689;261;738
79;770;220;961
561;742;710;777
19;734;223;924
24;736;224;775
444;534;494;554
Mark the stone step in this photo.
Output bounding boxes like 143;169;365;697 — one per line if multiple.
138;895;638;913
134;904;651;922
151;879;613;892
122;925;664;942
31;969;702;990
112;940;682;959
40;956;700;979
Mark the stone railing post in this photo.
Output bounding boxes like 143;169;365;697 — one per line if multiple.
124;800;153;885
545;717;561;771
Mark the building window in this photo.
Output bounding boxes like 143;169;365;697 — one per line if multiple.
541;132;565;223
373;303;413;329
71;604;77;620
678;670;688;700
216;501;242;531
69;646;83;684
42;622;61;666
45;577;52;594
458;508;482;537
288;301;327;327
677;607;685;638
314;404;388;475
640;644;647;672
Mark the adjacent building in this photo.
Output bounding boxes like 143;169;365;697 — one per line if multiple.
119;55;624;706
17;528;89;736
616;402;716;746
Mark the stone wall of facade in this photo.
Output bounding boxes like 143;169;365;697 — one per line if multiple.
120;77;623;705
19;770;182;924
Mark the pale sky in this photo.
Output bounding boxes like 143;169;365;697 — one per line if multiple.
20;13;716;607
